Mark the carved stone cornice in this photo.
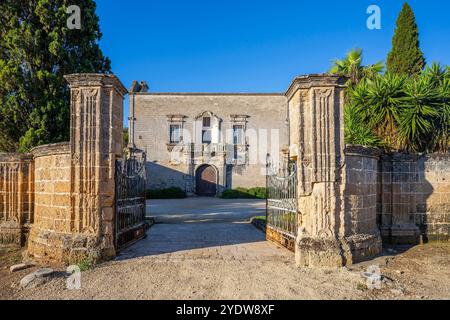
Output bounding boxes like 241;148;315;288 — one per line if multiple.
167;115;187;123
64;73;128;97
230;115;250;123
0;153;34;162
285;74;347;100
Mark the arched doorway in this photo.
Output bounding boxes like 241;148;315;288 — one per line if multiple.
196;165;217;196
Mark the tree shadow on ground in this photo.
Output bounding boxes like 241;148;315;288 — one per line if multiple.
115;222;267;261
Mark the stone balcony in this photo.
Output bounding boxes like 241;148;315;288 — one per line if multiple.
168;143;248;166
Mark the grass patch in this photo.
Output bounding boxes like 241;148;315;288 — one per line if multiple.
251;215;267;232
77;257;94;272
146;187;186;199
357;283;368;291
253;216;267;223
221;187;267;199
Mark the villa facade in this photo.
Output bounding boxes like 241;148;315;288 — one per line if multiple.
129;83;289;196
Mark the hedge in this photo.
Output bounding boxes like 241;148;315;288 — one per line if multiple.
146;187;186;199
221;187;267;199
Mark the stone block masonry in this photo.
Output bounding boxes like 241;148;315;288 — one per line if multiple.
27;143;72;261
379;153;450;244
343;145;382;263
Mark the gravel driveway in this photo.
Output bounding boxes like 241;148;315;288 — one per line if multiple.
2;199;450;300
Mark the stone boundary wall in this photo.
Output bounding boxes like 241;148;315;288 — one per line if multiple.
27;143;73;261
343;145;382;262
379;153;450;244
0;153;34;246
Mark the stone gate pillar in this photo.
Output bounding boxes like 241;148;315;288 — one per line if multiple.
286;74;381;267
27;74;127;264
65;74;127;262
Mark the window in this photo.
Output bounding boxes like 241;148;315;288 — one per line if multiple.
169;124;181;144
202;116;212;144
233;125;244;145
203;117;211;128
202;129;212;144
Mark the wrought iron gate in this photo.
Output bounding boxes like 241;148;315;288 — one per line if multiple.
266;158;298;247
115;149;147;251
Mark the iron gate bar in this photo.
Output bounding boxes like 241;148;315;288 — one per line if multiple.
115;149;147;251
266;157;298;239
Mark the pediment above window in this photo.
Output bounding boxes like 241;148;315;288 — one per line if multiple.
194;111;222;123
167;115;187;123
230;114;250;123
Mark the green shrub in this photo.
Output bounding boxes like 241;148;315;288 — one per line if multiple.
77;257;94;272
146;187;186;199
252;216;267;223
221;187;267;199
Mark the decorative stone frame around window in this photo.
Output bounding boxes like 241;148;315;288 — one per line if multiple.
166;115;187;152
230;115;250;165
194;111;222;146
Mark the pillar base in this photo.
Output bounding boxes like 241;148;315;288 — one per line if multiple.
380;224;421;245
295;233;382;268
27;228;115;265
0;221;22;247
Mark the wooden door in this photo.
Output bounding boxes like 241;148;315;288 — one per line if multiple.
196;165;217;196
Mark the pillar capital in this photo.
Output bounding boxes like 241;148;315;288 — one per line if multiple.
285;74;347;100
64;73;128;97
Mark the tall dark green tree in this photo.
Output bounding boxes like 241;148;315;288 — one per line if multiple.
0;0;111;152
387;2;425;77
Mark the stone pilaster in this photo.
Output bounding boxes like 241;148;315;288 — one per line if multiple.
286;74;381;267
0;153;34;246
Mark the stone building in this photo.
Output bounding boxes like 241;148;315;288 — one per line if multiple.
129;83;289;196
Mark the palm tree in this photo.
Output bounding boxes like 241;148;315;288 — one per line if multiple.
344;103;382;147
432;77;450;152
329;49;384;87
336;49;449;153
424;62;446;87
365;73;405;148
397;76;440;152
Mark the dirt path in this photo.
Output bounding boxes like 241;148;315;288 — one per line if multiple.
1;222;449;300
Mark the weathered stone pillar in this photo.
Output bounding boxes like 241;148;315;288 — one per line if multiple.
27;74;127;264
286;74;381;267
65;74;127;262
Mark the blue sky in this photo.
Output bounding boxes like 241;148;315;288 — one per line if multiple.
94;0;450;125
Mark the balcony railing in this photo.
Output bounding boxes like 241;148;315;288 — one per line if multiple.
178;143;247;164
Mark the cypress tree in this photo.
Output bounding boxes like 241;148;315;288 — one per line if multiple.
0;1;111;152
387;2;425;77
